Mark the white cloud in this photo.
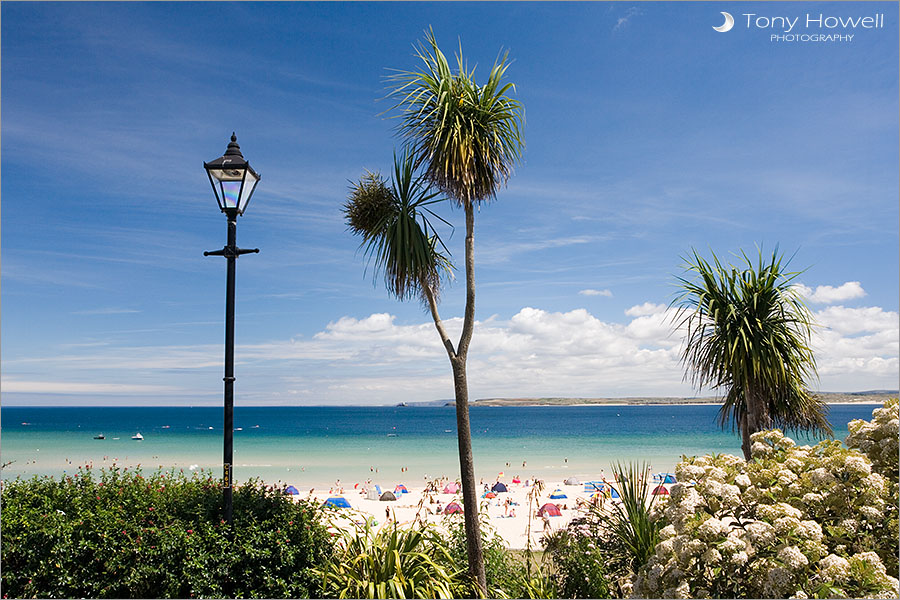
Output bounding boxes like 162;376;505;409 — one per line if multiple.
4;301;897;405
579;289;613;297
625;302;667;317
2;380;178;395
795;281;866;304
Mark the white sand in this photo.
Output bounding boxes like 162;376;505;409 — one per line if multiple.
296;478;625;550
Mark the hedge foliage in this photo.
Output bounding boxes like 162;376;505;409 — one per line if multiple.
1;467;332;598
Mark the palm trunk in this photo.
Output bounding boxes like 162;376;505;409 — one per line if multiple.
742;387;771;460
419;201;486;593
740;411;752;460
452;358;486;592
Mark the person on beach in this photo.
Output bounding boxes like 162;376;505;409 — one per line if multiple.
385;507;390;522
542;512;551;533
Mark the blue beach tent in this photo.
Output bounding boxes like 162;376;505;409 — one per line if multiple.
491;482;508;493
284;485;300;496
549;489;567;499
323;496;352;508
654;473;677;484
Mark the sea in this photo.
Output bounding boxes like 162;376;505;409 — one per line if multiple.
0;404;880;490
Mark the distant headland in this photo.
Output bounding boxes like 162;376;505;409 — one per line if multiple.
466;390;897;407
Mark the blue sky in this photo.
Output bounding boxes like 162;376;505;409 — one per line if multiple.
2;1;898;406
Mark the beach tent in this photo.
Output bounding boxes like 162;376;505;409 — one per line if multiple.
538;503;562;517
443;482;460;494
323;497;351;508
564;477;580;486
652;485;670;496
654;473;677;484
366;488;379;500
549;489;567;499
484;492;497;498
491;482;508;493
284;485;299;496
394;484;409;494
591;484;620;499
444;501;463;514
379;491;397;501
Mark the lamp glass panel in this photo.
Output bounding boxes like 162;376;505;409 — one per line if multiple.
237;171;258;212
208;167;245;182
221;180;243;209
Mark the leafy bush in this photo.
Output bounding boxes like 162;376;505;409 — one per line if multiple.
543;463;656;598
543;528;610;599
444;504;536;598
1;467;332;598
315;517;476;599
633;420;899;598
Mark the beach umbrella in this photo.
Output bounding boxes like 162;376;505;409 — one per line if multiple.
538;502;562;517
444;501;463;514
323;497;351;509
394;484;409;494
652;485;670;496
375;485;382;495
491;482;508;493
564;477;580;486
379;491;397;501
484;491;497;498
549;489;567;499
442;482;460;494
284;485;300;496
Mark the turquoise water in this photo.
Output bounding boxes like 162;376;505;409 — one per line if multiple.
1;404;878;489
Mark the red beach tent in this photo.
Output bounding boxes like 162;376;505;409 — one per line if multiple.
538;503;562;517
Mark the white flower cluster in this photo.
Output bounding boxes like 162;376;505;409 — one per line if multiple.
632;403;900;599
846;397;899;482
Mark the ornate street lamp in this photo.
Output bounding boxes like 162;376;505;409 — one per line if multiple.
203;133;260;529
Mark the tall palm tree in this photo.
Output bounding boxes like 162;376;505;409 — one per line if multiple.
673;248;831;460
382;29;525;591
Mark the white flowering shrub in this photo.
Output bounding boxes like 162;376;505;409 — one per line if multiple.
633;406;899;599
846;398;899;483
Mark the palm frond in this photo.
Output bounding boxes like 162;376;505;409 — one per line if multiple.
343;150;454;304
386;28;524;206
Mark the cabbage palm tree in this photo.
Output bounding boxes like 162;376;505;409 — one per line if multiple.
383;30;525;591
673;248;831;460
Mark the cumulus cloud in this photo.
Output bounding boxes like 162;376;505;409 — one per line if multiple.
4;301;897;405
795;281;866;304
625;302;667;317
579;288;613;297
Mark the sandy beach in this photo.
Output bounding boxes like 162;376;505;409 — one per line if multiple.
297;475;635;550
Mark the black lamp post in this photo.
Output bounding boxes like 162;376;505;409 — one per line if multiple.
203;133;260;529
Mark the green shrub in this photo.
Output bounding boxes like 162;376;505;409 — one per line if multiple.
543;528;610;599
443;503;540;598
315;517;475;599
1;467;332;598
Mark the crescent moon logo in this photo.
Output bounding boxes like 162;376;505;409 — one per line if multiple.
713;11;734;32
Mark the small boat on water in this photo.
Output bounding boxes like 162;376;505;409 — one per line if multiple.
93;434;105;440
132;433;144;441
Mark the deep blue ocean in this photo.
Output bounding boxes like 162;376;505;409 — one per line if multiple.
1;404;879;489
